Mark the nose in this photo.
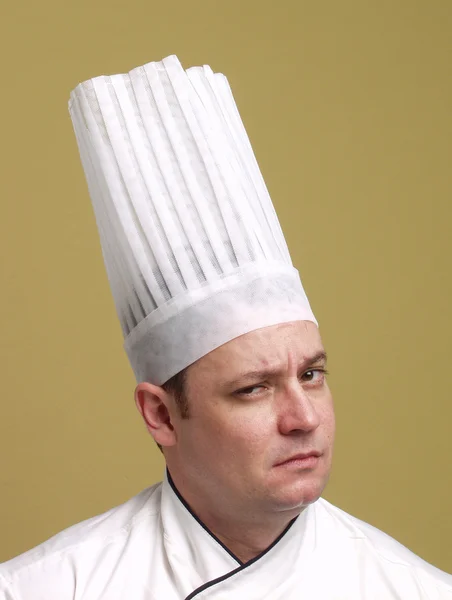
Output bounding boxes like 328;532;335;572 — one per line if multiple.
277;381;321;436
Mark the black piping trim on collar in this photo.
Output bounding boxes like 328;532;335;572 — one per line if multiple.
184;516;297;600
166;470;298;600
167;469;243;566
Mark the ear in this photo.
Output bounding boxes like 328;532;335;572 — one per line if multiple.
134;382;177;447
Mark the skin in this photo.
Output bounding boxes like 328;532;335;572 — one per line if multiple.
135;320;335;563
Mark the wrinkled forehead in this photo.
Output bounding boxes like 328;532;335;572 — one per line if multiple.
188;320;323;384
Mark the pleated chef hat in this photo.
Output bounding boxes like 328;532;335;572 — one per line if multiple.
68;55;317;385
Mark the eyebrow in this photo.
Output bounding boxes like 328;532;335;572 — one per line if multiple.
223;350;328;390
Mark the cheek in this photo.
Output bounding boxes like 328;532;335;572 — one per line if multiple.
204;408;276;460
321;398;336;447
314;391;335;437
226;410;277;463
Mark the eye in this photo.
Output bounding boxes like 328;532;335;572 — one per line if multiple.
301;368;328;385
235;384;266;397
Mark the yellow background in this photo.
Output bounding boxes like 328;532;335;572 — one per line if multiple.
1;0;451;573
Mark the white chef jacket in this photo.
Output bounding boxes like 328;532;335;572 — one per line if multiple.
1;471;451;599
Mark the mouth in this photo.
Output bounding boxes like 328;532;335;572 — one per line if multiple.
274;451;322;468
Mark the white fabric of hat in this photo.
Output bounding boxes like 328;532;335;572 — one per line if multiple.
68;55;317;385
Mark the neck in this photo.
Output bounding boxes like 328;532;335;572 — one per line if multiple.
201;514;296;564
167;470;298;564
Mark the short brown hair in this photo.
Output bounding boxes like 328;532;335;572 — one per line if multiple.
161;366;190;418
154;367;189;453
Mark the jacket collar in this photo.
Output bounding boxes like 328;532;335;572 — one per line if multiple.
160;470;317;599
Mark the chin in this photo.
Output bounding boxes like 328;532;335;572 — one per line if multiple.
271;477;327;511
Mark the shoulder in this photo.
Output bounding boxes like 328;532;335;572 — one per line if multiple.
315;497;452;596
0;483;162;598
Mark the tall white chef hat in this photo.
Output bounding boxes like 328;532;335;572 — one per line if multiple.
68;55;317;385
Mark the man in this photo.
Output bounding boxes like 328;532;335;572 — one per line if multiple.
0;55;450;599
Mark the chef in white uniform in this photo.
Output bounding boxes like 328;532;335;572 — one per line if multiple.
1;55;451;600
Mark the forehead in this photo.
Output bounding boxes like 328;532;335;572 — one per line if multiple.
188;320;323;383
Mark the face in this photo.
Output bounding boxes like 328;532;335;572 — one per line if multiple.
164;320;335;520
